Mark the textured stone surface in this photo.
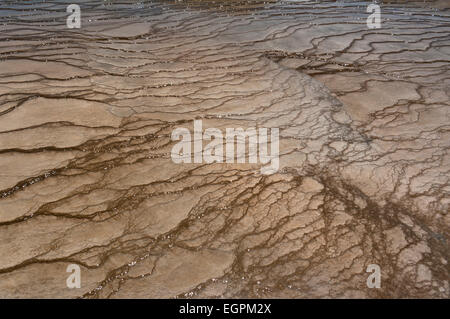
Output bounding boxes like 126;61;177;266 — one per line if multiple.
0;0;448;298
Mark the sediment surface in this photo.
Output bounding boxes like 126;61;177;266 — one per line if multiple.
0;0;448;298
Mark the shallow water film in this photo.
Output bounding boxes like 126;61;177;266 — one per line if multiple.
0;0;448;299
